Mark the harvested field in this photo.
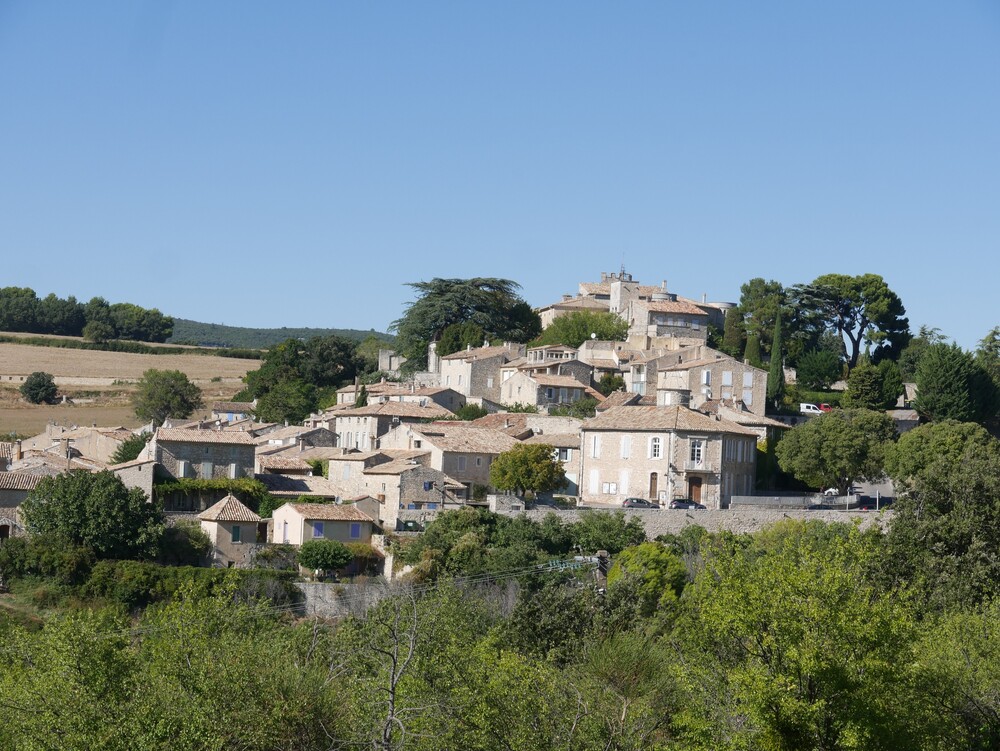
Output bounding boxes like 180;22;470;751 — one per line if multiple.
0;342;257;386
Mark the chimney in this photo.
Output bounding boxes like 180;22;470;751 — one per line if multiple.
299;437;306;452
702;293;707;303
13;441;22;462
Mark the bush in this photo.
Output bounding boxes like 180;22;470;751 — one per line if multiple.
20;371;57;404
26;536;96;585
157;520;212;567
298;539;354;573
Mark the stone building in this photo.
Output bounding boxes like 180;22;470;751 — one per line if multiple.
198;493;262;567
578;405;758;509
438;343;526;402
271;502;374;546
148;428;256;481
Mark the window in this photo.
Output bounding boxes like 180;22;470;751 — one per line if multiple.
229;462;238;479
690;439;704;464
589;469;599;493
620;435;631;459
722;371;733;386
601;482;618;495
445;375;451;385
413;440;422;449
558;447;572;462
590;434;601;458
350;523;362;539
559;387;568;402
342;464;350;480
457;456;467;471
701;370;711;386
743;372;754;387
458;375;463;386
742;389;754;406
177;460;189;478
231;525;241;543
487;377;494;388
649;436;661;459
546;388;554;400
573;389;581;400
312;521;324;538
201;461;213;478
282;521;289;543
476;457;482;466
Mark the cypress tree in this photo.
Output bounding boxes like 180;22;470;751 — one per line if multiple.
766;309;785;410
744;334;762;368
722;307;746;358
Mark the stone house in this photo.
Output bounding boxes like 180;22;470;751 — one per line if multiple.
254;426;336;450
210;401;256;423
198;493;262;567
0;472;42;539
499;372;601;412
355;457;466;530
149;428;256;481
378;422;519;491
271;502;374;546
656;349;768;416
438;343;526;401
20;424;136;465
109;457;156;501
578;405;758;509
332;401;456;452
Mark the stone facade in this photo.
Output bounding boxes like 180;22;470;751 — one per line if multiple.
657;353;768;416
439;344;525;401
151;429;256;481
110;458;156;501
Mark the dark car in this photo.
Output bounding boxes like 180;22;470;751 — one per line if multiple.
622;497;659;509
806;503;834;511
668;499;707;510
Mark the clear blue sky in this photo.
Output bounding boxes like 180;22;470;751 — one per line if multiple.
2;2;998;349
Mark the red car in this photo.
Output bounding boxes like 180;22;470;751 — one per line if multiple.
818;403;834;412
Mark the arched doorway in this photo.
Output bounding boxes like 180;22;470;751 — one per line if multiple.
648;473;658;499
689;477;703;503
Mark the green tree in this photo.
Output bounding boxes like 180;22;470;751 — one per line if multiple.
775;408;896;494
607;541;687;616
454;403;488;421
596;373;625;396
354;384;369;407
132;368;203;426
898;325;946;380
569;511;646;554
489;443;567;496
253;378;316;423
884;419;999;496
548;396;599;419
19;371;57;404
790;273;910;368
795;348;842;390
738;278;785;356
297;539;354;572
21;470;164;560
843;355;886;410
743;333;762;368
390;278;541;369
766;309;785;410
721;305;746;358
914;342;999;423
109;432;151;464
436;321;487;357
533;310;629;348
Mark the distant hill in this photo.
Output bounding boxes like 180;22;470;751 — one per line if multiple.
168;319;394;349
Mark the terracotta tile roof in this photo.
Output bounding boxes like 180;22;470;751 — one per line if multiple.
335;402;456;419
0;443;13;461
411;424;519;454
552;296;609;310
522;433;581;449
211;401;255;413
258;455;314;471
284;503;373;522
644;300;710;316
108;458;157;470
336;381;403;394
198;493;261;523
597;390;641;411
156;428;256;445
255;473;342;497
363;460;427;476
471;413;530;434
0;472;43;491
439;345;515;362
581;405;758;436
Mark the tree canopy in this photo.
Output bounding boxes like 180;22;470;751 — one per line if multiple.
532;311;628;348
21;470;164;559
913;342;999;423
775;408;896;494
391;278;541;369
790;273;910;368
20;371;57;404
132;369;203;426
489;443;567;496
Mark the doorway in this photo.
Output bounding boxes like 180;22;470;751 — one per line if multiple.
689;478;703;503
648;473;658;499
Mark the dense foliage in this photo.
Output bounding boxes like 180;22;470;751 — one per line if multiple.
169;317;389;348
489;443;567;496
132;368;204;426
19;371;57;404
532;310;629;348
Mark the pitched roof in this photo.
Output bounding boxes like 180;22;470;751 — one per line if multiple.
0;442;13;462
581;405;758;436
522;433;581;449
334;402;456;419
597;390;641;411
410;424;519;454
211;401;255;413
439;345;515;362
644;299;710;316
471;413;531;435
0;472;43;491
198;493;261;523
283;503;373;522
255;473;342;497
155;428;256;445
257;455;314;472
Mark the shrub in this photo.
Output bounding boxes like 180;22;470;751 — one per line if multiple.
157;520;212;567
298;539;354;572
20;371;57;404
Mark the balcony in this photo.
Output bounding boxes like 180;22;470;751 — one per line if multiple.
683;460;715;473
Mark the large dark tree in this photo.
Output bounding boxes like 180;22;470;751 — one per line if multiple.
391;278;541;369
790;273;909;369
738;278;785;357
21;470;164;559
20;371;57;404
132;369;204;426
532;311;628;349
766;309;785;410
913;342;999;424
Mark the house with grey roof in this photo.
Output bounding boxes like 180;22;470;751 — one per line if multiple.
149;428;257;482
332;401;457;452
578;405;758;509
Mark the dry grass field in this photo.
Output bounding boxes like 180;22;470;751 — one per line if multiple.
0;339;259;437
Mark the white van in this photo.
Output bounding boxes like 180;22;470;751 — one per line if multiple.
800;403;823;416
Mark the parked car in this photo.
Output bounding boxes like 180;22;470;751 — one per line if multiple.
622;497;659;509
818;403;834;412
823;486;859;496
668;499;707;510
800;403;823;416
806;503;834;511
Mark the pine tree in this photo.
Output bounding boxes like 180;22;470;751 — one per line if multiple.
843;355;885;410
